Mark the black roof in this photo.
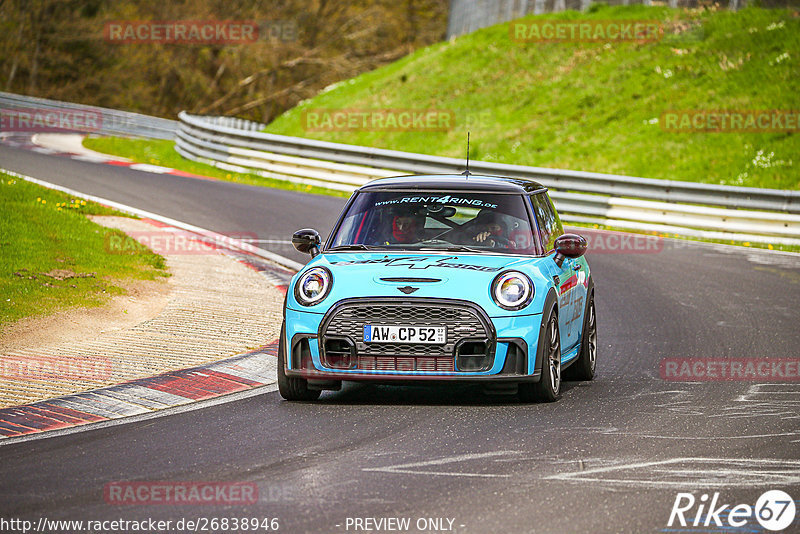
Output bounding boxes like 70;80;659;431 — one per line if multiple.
358;174;547;194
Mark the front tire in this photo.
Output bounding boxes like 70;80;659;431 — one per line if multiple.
277;323;321;401
519;313;561;402
564;293;597;381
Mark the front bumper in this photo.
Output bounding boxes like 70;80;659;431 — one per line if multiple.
285;297;543;382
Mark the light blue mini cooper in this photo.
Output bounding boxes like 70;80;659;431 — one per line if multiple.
279;175;596;402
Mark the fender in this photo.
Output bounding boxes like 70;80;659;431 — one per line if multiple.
532;287;559;381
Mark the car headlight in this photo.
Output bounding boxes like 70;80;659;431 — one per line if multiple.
295;267;332;306
491;271;533;311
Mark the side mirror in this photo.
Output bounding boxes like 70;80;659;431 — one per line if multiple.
292;228;321;257
553;233;587;267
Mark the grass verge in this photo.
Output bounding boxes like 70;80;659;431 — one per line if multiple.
0;172;169;328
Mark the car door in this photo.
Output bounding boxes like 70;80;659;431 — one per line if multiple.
529;192;578;352
560;256;587;352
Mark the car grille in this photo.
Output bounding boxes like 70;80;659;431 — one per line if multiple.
357;356;455;372
320;299;492;369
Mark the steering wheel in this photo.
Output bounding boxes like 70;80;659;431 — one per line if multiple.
486;235;513;248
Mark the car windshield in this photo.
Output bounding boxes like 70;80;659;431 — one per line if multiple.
327;191;537;255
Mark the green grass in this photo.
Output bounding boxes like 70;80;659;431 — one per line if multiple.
85;6;799;191
264;5;799;190
0;173;168;328
82;136;350;198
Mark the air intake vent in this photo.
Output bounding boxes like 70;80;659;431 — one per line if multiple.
323;337;356;369
456;340;492;372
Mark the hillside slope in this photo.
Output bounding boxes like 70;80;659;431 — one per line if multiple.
264;5;799;190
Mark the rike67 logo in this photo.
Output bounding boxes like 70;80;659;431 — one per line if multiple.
668;490;796;531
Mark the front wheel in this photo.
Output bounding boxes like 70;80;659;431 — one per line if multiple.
519;313;561;403
277;323;321;401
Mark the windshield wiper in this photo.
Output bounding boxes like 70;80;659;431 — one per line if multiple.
327;244;381;251
418;245;484;253
444;245;484;253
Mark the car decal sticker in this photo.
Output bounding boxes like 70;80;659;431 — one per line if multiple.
559;274;578;295
330;255;502;272
374;195;498;209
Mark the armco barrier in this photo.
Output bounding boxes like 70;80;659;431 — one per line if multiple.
2;90;795;246
175;112;800;246
0;91;177;139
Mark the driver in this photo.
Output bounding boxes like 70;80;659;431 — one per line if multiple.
471;211;512;248
384;209;425;244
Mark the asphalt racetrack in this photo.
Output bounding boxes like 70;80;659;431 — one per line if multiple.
1;144;798;533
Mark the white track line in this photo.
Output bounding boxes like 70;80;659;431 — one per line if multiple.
1;168;304;271
0;384;279;447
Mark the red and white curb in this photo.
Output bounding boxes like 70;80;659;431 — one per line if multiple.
0;343;278;441
3;131;218;181
0;167;303;443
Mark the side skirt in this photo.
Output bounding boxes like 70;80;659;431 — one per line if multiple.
560;344;581;370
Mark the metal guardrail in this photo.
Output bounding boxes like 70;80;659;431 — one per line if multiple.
176;112;800;246
4;91;794;245
0;91;177;139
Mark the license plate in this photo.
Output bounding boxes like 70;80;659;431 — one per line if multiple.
363;325;446;344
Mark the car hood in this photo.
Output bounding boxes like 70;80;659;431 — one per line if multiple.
287;252;550;317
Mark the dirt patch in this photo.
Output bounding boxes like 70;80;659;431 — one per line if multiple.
0;276;169;353
1;215;171;352
37;268;96;280
0;214;285;408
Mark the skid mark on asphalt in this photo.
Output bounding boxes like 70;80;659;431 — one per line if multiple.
626;385;800;424
519;424;800;441
545;458;800;489
362;453;800;489
363;451;521;478
706;384;800;424
735;384;800;405
364;452;634;480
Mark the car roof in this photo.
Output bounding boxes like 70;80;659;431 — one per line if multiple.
358;174;547;194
